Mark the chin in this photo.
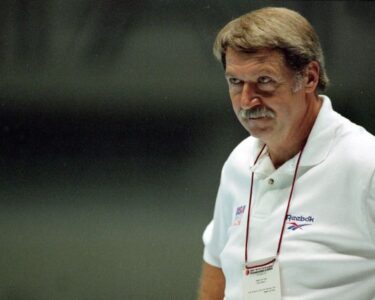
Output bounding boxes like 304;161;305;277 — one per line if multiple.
242;118;273;134
246;127;271;140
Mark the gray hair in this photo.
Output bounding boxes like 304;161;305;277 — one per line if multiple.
213;7;329;91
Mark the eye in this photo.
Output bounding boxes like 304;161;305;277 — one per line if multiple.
257;76;277;92
227;77;243;86
258;76;273;84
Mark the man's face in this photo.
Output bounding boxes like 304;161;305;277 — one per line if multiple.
225;48;309;145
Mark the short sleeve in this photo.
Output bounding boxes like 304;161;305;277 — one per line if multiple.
366;170;375;244
202;163;233;267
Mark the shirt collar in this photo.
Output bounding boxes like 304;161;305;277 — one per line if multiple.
299;95;336;167
250;95;336;172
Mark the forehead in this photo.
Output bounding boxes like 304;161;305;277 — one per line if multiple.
225;48;288;76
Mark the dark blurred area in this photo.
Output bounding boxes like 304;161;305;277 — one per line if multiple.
0;1;374;299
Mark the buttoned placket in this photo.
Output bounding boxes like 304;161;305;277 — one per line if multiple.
249;152;300;217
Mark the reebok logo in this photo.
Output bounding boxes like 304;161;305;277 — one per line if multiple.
286;214;315;231
287;215;314;222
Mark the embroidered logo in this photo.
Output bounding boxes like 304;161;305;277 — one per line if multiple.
287;222;311;231
233;205;246;226
286;214;314;231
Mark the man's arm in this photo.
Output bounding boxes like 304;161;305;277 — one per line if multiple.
198;262;225;300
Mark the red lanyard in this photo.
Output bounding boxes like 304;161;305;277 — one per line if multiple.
244;143;305;268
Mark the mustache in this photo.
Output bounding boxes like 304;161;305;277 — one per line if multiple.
239;106;276;120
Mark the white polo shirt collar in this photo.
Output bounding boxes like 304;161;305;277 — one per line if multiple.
250;95;336;177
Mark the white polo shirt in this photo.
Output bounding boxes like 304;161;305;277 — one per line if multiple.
203;96;375;299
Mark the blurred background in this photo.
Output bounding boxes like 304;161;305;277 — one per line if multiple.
0;1;374;299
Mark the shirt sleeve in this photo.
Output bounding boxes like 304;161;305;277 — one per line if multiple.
366;170;375;245
203;162;233;267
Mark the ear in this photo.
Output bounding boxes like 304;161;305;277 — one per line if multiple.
304;61;320;93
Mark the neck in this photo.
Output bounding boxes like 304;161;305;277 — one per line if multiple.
268;94;322;169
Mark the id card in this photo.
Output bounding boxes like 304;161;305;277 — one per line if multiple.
243;257;282;300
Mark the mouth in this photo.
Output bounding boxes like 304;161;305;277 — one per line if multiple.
249;115;271;120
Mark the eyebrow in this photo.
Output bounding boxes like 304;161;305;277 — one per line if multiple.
225;68;278;78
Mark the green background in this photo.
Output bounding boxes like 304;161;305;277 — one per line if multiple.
1;1;374;299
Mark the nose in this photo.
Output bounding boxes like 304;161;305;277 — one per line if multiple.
240;82;261;109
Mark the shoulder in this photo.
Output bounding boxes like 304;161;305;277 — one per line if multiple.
334;112;375;161
222;136;257;171
330;110;375;176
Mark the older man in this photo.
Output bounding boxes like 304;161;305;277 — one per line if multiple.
199;7;375;300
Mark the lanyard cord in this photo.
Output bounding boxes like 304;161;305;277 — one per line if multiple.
244;144;266;264
244;143;306;266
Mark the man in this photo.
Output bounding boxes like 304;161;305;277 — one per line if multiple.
199;7;375;300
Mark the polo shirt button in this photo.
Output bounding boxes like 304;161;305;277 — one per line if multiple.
268;178;275;185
